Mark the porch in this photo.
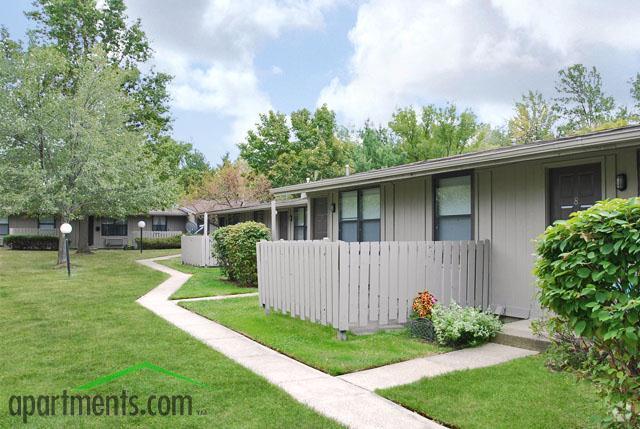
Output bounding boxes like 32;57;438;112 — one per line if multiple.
257;239;490;334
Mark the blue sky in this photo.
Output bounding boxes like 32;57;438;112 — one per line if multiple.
2;1;639;165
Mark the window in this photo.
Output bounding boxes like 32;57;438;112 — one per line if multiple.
101;218;127;236
253;210;265;224
435;174;472;240
218;216;226;227
293;207;307;240
0;217;8;235
152;216;167;231
38;216;55;230
339;188;380;242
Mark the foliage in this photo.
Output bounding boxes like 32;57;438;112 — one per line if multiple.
350;121;406;172
0;47;176;263
182;296;445;376
508;90;557;144
211;222;270;287
431;302;502;347
239;105;353;187
531;316;591;372
554;64;617;134
188;157;270;210
134;235;181;249
3;235;59;250
535;198;640;426
631;73;640;114
412;290;438;319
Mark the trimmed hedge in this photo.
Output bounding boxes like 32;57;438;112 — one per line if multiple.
4;235;59;250
212;222;270;287
134;235;182;249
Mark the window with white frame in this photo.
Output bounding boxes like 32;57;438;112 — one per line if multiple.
152;216;167;231
38;216;55;230
339;188;380;242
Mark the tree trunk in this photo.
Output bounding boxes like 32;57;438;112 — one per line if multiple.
57;232;66;265
76;218;92;254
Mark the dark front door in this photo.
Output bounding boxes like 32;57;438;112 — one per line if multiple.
277;211;289;240
549;163;601;223
88;216;94;246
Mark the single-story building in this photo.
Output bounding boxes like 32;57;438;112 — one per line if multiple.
1;208;188;248
267;125;640;319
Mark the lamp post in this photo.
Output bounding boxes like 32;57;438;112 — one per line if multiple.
60;223;72;277
137;220;146;254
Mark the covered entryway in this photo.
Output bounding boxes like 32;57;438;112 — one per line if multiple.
549;163;602;223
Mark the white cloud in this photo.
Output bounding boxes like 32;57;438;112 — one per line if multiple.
125;0;338;152
319;0;640;127
271;65;283;75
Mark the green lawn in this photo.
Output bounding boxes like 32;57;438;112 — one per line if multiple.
379;355;605;429
0;248;339;428
180;296;447;376
157;257;257;299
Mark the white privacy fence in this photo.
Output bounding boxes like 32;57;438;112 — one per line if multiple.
257;240;490;332
181;235;217;267
141;230;182;239
9;228;58;237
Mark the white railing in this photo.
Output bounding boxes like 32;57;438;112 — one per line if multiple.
181;235;217;267
257;240;490;332
9;228;58;237
141;230;182;239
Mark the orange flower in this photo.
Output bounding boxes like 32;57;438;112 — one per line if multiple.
412;290;437;319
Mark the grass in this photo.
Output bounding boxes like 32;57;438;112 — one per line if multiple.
157;258;257;299
379;355;606;429
180;296;447;376
0;248;340;428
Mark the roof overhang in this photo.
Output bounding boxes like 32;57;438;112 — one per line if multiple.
271;126;640;195
208;198;308;215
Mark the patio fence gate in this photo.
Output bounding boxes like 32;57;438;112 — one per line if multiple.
257;239;490;332
181;235;217;267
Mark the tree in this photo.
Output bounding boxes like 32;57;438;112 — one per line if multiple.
553;64;616;134
422;104;480;158
508;90;556;144
239;105;353;187
388;107;428;162
0;48;176;263
351;121;406;172
187;158;270;213
632;73;640;113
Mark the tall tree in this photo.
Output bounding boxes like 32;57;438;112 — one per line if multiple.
508;90;556;144
553;64;616;134
632;73;640;113
0;47;175;263
239;105;353;187
388;107;428;162
351;121;406;172
422;104;480;157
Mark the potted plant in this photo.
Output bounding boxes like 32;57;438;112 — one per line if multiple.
409;290;437;341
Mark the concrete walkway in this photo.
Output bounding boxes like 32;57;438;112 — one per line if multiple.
338;343;537;391
137;256;443;429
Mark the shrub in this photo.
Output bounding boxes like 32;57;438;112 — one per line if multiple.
412;290;437;319
212;222;270;287
135;235;181;249
4;235;59;250
211;225;234;279
431;302;502;347
531;316;591;372
536;198;640;426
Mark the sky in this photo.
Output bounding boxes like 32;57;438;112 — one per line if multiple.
2;0;640;165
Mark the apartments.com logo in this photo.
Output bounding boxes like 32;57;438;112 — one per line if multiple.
8;362;208;423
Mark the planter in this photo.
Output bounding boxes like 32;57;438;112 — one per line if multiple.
409;317;436;342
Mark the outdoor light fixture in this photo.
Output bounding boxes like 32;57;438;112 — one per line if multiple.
616;173;627;192
137;220;146;254
60;222;72;277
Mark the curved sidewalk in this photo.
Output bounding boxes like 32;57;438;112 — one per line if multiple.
137;256;442;429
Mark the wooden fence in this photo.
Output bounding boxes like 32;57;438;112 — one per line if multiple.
141;230;183;239
9;228;58;237
181;235;217;267
257;240;490;331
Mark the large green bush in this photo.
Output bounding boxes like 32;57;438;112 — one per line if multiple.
431;302;502;347
4;235;59;250
212;222;270;287
134;235;181;249
536;198;640;426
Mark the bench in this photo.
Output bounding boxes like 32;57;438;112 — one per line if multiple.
103;237;127;248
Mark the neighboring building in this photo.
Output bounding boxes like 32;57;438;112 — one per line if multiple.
1;209;188;248
266;125;640;319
